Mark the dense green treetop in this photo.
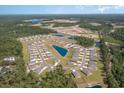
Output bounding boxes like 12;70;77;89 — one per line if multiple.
74;36;94;47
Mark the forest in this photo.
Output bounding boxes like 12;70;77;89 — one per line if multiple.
0;62;77;88
99;27;124;88
0;37;22;59
0;24;56;38
110;28;124;42
79;22;102;31
74;36;94;47
79;22;113;33
111;48;124;87
100;37;119;88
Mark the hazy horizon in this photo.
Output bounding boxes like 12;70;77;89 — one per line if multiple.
0;5;124;15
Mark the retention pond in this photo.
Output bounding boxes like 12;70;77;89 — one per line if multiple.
53;45;68;57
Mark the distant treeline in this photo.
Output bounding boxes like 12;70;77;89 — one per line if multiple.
79;22;113;32
1;14;124;23
53;22;79;27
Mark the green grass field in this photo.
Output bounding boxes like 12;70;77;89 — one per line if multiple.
22;43;29;64
104;36;123;44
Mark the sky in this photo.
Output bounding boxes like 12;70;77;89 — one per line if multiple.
0;5;124;15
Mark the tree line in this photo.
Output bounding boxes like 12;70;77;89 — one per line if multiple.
99;21;124;87
110;28;124;42
100;39;119;87
111;48;124;87
74;36;94;47
0;63;77;88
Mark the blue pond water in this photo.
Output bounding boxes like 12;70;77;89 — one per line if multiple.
53;45;68;57
91;84;102;88
95;41;101;48
53;33;64;37
32;19;42;24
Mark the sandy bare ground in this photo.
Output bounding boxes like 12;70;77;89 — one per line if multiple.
113;25;124;28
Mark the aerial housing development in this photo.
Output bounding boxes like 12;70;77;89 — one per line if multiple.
0;12;124;88
15;18;104;88
19;34;97;76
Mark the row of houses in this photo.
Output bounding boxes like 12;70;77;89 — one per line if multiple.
3;57;16;62
28;41;51;74
19;35;60;74
71;47;97;76
64;43;97;77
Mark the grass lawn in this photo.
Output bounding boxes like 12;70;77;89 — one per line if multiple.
60;48;74;66
47;44;73;66
22;43;29;64
104;36;123;45
47;59;54;65
44;38;74;66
